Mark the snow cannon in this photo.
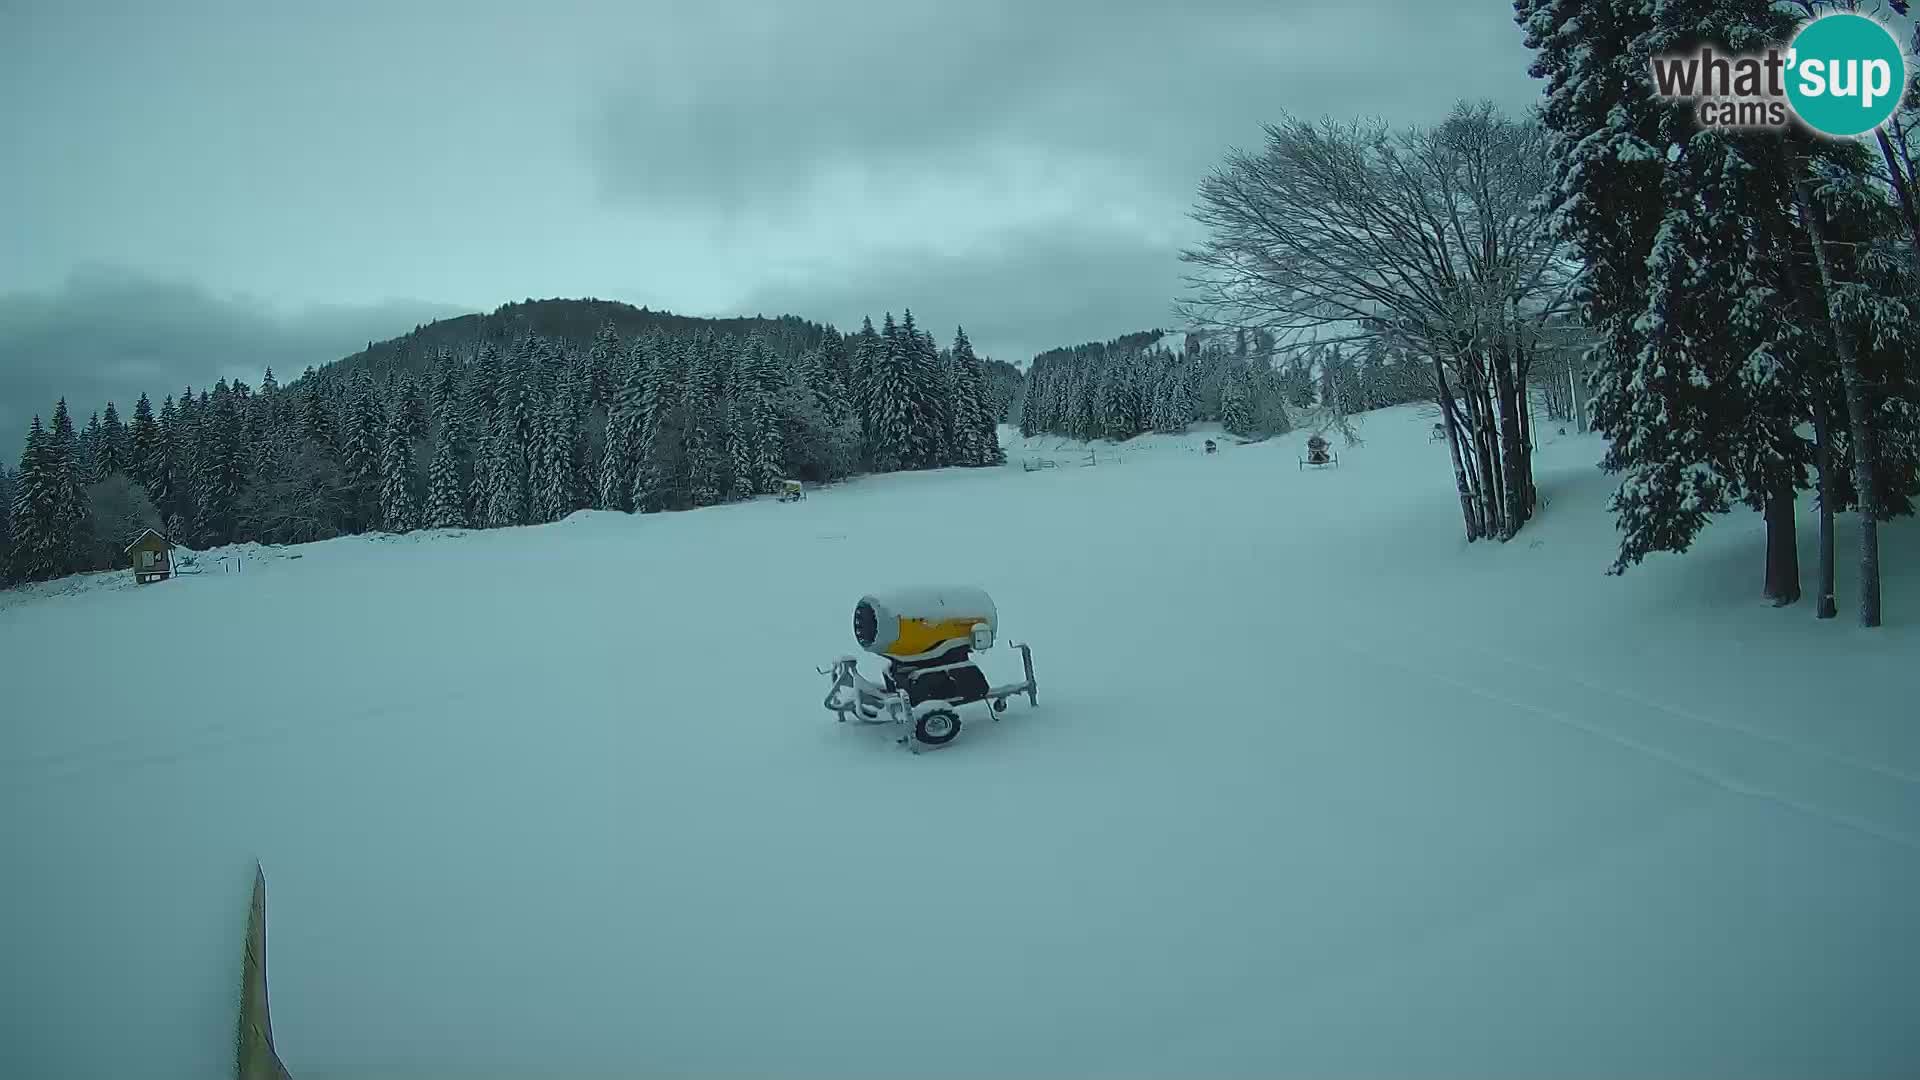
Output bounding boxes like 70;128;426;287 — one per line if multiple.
820;586;1038;753
854;586;998;659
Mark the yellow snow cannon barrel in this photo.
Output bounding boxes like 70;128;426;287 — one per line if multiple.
854;586;998;660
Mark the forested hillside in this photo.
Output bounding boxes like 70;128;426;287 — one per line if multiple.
1;300;1016;584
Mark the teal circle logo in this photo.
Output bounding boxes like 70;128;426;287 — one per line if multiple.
1786;14;1907;137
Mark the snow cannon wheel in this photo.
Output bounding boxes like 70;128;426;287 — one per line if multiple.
915;708;962;746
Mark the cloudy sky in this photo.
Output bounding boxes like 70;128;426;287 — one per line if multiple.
0;0;1540;449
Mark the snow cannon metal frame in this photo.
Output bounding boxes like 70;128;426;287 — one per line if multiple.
818;586;1038;753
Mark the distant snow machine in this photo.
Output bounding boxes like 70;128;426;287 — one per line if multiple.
818;586;1038;753
1204;439;1218;455
1299;433;1338;470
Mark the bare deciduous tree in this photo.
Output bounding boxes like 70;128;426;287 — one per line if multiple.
1180;100;1577;541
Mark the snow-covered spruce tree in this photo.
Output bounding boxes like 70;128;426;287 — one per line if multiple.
0;466;14;585
818;326;852;420
191;380;248;547
463;342;503;437
427;348;459;435
1220;367;1254;437
9;418;56;581
849;317;882;461
750;388;783;493
680;334;725;507
147;396;182;533
801;346;840;423
557;366;591;515
894;311;942;468
1526;0;1842;593
730;335;785;494
948;327;991;464
378;411;420;533
1519;0;1677;551
395;374;428;441
862;314;914;472
46;400;91;569
129;392;160;493
724;399;754;500
340;374;383;533
98;401;129;481
481;411;529;528
630;338;676;512
528;399;575;524
1162;359;1184;432
467;422;492;526
79;412;103;484
586;322;621;412
598;344;646;512
424;421;467;530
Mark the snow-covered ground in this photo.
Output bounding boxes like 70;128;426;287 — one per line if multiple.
4;405;1918;1080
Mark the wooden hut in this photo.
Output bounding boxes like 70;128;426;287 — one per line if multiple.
125;529;176;584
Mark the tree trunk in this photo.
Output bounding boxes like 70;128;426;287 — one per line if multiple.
1492;346;1529;537
1434;356;1482;541
1763;481;1801;606
1794;174;1883;628
1813;404;1839;620
1473;373;1506;538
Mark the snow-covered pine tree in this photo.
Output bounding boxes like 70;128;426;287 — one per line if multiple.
482;411;529;528
895;311;943;469
598;344;646;512
724;399;754;500
853;316;889;462
1221;368;1253;437
681;334;725;506
79;412;103;484
300;381;337;456
46;400;90;567
396;374;428;441
1520;0;1672;546
147;396;182;532
0;465;13;585
9;418;54;581
467;421;492;526
424;420;467;530
1018;363;1045;438
1170;359;1197;432
378;411;420;533
528;398;575;523
862;314;914;472
951;328;1003;465
750;389;782;494
633;337;684;512
464;342;503;437
553;364;591;514
192;380;246;546
587;322;621;411
340;374;383;533
128;393;160;493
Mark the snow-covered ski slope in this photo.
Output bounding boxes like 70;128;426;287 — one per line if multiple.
4;406;1917;1080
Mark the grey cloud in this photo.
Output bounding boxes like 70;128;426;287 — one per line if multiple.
0;266;464;454
738;222;1188;365
585;0;1542;212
